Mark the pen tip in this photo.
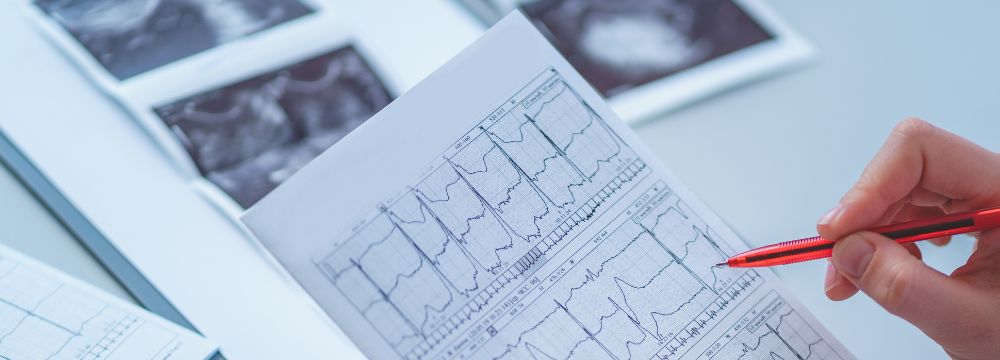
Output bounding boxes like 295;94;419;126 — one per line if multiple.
714;262;728;267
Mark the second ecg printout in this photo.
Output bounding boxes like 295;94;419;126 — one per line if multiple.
243;12;853;360
0;245;217;360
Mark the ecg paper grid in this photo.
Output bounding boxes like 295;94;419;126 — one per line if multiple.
243;12;853;360
0;246;216;360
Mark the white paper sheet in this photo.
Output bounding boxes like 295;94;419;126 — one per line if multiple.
243;12;852;360
0;244;217;360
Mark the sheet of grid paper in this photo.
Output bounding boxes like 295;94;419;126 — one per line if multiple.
0;244;216;360
243;12;852;360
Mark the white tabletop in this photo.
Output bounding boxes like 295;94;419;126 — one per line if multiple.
1;1;998;359
0;163;135;302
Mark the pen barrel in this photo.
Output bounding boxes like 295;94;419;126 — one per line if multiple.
973;207;1000;227
730;236;834;267
728;205;1000;268
870;205;1000;243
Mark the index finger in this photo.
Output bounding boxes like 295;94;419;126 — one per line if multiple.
817;119;1000;240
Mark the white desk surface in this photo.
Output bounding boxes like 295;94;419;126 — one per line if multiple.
2;1;998;359
0;163;135;303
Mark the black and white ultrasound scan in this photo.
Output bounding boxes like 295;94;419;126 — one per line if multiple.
154;46;393;208
34;0;314;80
517;0;773;96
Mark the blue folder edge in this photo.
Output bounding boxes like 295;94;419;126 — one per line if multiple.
0;129;225;360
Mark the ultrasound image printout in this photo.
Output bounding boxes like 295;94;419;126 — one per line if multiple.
520;0;774;96
34;0;313;80
154;46;393;208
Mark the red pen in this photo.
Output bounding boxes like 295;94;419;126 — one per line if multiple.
717;205;1000;268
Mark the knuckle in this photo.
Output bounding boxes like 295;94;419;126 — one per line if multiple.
874;261;915;315
851;177;895;206
893;117;932;140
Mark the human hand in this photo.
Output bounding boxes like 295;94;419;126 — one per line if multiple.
817;119;1000;360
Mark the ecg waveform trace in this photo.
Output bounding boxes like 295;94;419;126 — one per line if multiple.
304;63;851;360
314;70;645;359
698;291;846;360
0;258;182;360
473;182;758;360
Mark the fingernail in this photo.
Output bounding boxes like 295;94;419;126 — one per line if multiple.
823;262;838;293
818;203;845;226
833;234;874;279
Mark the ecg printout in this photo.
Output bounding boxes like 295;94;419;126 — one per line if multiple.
0;244;217;360
243;12;853;360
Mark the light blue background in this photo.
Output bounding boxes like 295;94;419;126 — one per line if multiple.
1;1;998;359
634;1;1000;359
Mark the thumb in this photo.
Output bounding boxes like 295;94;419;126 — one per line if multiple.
831;232;985;343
